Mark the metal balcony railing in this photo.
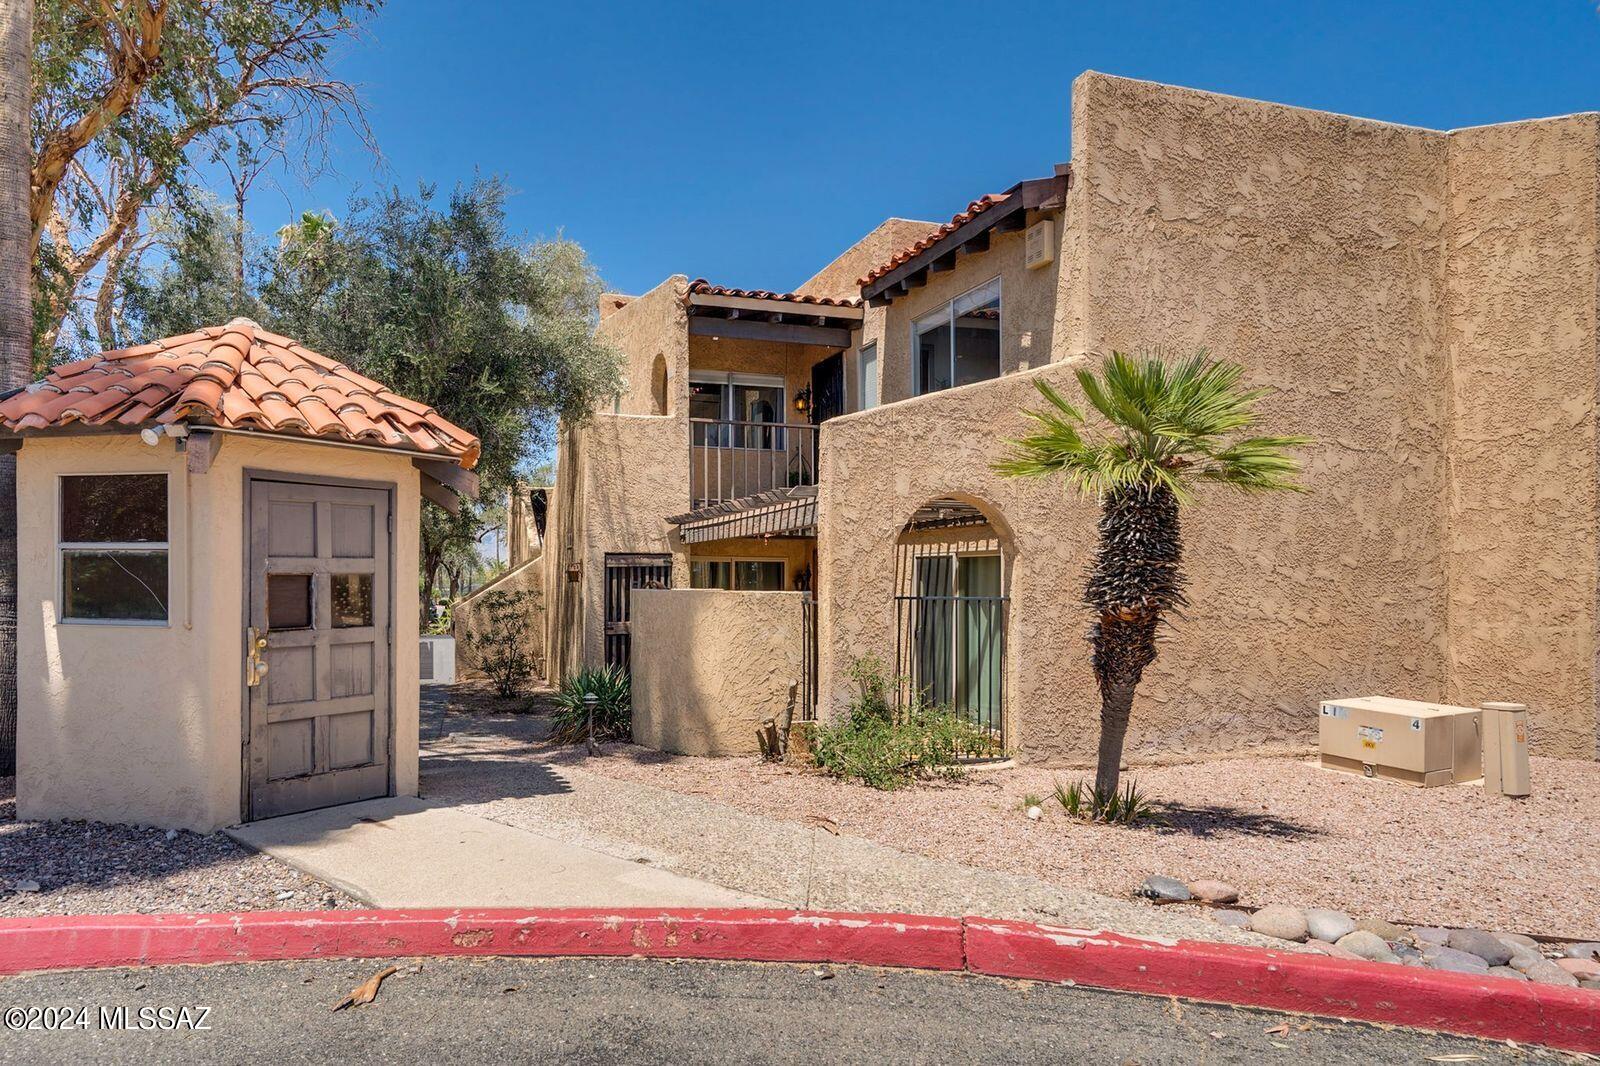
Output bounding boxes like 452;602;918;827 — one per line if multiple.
690;418;818;507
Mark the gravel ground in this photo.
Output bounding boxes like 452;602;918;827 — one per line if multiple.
437;686;1599;940
0;777;358;917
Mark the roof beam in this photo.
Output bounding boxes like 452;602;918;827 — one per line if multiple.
687;291;864;321
688;315;852;348
414;457;480;501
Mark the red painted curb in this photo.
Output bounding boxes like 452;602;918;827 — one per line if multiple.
963;918;1600;1054
0;909;964;976
1;909;1596;1053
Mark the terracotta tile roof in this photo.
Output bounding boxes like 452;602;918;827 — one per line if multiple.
0;319;480;468
685;279;861;309
857;193;1011;286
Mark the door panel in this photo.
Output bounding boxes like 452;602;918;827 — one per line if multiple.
602;553;672;673
247;479;391;820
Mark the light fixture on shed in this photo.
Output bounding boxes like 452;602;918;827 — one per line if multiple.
140;423;190;447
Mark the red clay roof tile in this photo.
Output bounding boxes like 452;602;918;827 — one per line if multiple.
857;193;1012;286
0;319;480;469
684;280;862;309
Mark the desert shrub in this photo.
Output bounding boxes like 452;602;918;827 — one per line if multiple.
461;589;537;696
550;665;631;743
1053;776;1160;825
810;656;994;790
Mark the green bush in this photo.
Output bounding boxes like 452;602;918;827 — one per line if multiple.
809;656;995;790
461;589;537;697
1053;776;1160;825
550;665;631;744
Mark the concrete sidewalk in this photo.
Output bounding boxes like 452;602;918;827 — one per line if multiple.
226;797;773;909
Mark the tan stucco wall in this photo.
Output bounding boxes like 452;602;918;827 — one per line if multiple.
16;432;421;831
453;555;545;680
1442;115;1600;757
797;218;940;303
630;588;806;755
610;276;691;417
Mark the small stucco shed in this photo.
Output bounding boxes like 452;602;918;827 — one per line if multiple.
0;318;479;832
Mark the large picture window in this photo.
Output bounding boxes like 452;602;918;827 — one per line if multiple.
913;277;1002;396
690;372;786;449
59;473;170;623
690;558;785;591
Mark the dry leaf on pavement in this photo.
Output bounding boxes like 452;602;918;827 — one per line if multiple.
805;815;840;835
332;965;399;1011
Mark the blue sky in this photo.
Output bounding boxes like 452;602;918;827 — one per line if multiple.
251;1;1600;297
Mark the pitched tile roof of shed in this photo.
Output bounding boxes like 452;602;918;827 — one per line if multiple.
857;193;1011;286
0;318;480;468
685;279;861;308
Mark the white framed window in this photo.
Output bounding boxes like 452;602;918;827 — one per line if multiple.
858;343;879;410
689;371;787;449
913;277;1002;396
58;473;170;624
690;558;786;591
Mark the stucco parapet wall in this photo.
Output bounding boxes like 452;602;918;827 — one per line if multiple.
630;588;806;757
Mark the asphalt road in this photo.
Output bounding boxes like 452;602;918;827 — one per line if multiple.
0;957;1539;1065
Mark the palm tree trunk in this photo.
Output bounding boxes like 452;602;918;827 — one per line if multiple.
0;0;33;775
1085;485;1186;801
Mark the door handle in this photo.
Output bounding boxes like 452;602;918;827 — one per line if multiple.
246;626;270;687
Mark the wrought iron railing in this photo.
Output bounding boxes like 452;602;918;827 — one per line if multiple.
690;418;818;507
894;591;1007;755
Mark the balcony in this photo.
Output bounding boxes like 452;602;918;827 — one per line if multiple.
690;418;817;508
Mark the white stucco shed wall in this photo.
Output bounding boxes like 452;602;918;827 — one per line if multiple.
15;432;421;833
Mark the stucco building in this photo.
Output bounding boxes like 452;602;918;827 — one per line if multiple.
542;72;1600;766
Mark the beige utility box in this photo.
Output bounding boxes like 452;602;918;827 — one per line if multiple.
1481;702;1532;797
1319;696;1481;787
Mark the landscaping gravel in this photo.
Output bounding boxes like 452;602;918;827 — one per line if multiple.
0;777;357;916
561;744;1600;939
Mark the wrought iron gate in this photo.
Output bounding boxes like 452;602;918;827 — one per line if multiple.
603;553;672;672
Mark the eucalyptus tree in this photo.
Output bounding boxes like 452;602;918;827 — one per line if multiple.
997;352;1307;800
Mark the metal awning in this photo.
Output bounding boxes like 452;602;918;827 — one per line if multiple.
668;486;817;544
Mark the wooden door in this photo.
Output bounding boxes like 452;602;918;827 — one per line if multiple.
246;478;392;820
810;352;845;423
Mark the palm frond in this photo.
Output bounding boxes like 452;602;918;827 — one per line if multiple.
996;351;1309;503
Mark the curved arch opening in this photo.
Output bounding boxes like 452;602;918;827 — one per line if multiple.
893;494;1013;753
650;353;670;416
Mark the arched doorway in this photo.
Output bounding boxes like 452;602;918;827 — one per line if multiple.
893;496;1011;752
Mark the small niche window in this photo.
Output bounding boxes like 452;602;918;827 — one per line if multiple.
59;473;169;623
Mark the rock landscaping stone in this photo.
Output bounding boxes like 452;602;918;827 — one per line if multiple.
1555;957;1600;979
1305;939;1363;961
1391;942;1424;965
12;881;39;893
1412;926;1450;947
1186;879;1239;904
1136;876;1192;902
1353;917;1411;944
1211;909;1251;929
1446;928;1513;967
1508;949;1545;973
1488;966;1528;981
1335;930;1397;964
1305;908;1356;943
1564;942;1600;961
1249;905;1308;943
1494;932;1537;951
1521;959;1579;987
1425;946;1491;975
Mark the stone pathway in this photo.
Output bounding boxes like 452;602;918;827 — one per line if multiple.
417;700;1280;947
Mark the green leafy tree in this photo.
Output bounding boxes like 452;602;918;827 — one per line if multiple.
119;193;263;343
31;0;378;361
261;179;622;621
996;352;1308;799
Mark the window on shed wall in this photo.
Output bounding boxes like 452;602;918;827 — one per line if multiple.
59;473;170;623
913;277;1002;396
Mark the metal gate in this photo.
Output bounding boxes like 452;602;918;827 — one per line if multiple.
603;553;672;672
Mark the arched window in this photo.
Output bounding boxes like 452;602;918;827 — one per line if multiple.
650;354;669;415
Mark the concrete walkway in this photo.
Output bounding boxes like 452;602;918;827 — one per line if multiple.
226;796;772;909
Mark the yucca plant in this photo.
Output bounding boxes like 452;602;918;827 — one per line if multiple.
997;352;1307;799
549;665;631;744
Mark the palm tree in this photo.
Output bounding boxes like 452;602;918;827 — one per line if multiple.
0;0;32;775
996;352;1308;799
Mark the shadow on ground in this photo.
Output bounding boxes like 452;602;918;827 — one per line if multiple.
1152;802;1322;840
